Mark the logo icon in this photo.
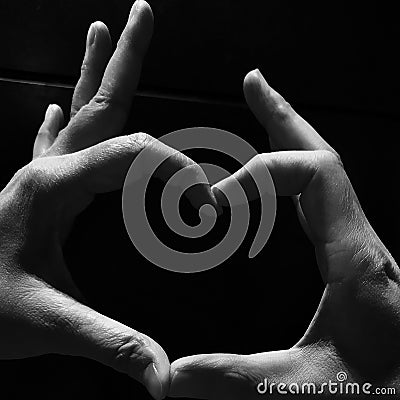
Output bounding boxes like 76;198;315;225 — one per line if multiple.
122;127;276;273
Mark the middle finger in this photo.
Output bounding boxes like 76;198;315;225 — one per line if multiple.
51;0;153;155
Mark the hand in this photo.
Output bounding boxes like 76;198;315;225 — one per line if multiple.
169;69;400;398
0;2;215;399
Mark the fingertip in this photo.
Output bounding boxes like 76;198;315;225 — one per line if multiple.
185;183;221;217
154;355;171;400
243;68;264;94
169;354;240;398
142;335;170;399
129;0;154;49
144;363;164;400
169;358;199;398
44;103;56;119
244;68;260;83
53;105;65;131
87;21;112;59
45;104;64;131
91;21;112;46
130;0;154;24
139;0;155;21
86;23;96;47
211;184;229;209
53;104;65;122
243;69;267;118
91;20;108;32
243;69;290;133
169;369;191;398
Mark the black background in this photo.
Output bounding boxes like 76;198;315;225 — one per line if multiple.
0;1;399;398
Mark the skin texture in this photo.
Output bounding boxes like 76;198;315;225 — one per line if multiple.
169;70;400;399
1;1;398;399
0;1;215;399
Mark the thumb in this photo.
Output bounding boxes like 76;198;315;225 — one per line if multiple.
5;275;169;400
169;350;306;399
169;354;253;399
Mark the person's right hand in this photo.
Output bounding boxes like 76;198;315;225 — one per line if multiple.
169;69;400;398
0;2;215;399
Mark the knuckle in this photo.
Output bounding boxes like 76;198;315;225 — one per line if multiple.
315;149;343;170
17;159;59;198
91;91;111;109
80;61;90;74
251;153;270;173
69;108;78;119
81;60;102;77
92;90;130;115
37;127;50;138
128;132;155;149
113;334;152;376
253;153;265;165
269;94;294;124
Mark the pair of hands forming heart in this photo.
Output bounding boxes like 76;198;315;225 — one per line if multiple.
0;1;399;399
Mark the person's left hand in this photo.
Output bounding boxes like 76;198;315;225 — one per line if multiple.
168;69;400;399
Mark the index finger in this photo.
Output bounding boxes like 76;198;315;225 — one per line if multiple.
243;69;340;242
243;69;338;156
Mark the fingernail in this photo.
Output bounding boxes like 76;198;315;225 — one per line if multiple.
45;104;56;120
185;183;220;213
144;363;163;400
254;68;267;84
212;185;229;209
169;370;191;397
87;23;96;47
129;0;144;21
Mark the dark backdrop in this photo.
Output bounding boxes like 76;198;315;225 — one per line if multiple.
0;1;399;399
